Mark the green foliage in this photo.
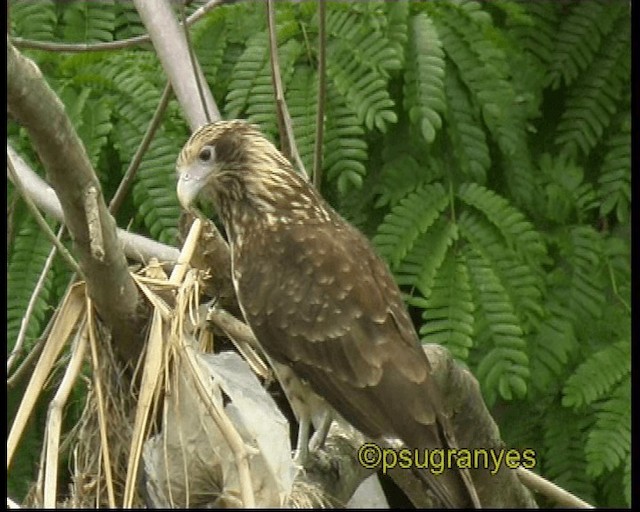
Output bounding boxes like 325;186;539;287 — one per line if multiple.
7;0;630;506
7;215;57;355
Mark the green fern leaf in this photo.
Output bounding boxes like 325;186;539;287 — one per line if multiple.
466;246;529;404
546;1;625;90
373;183;448;269
325;8;397;132
10;0;57;40
417;252;475;361
62;0;116;43
457;183;546;267
132;128;183;244
7;217;56;353
506;2;559;67
585;376;630;478
288;65;318;175
114;1;146;40
562;340;630;409
323;82;368;193
543;407;597;504
443;67;490;184
598;113;630;223
529;301;578;393
403;13;446;144
566;226;606;322
383;0;409;66
225;32;269;119
458;209;544;331
555;14;630;159
395;215;458;295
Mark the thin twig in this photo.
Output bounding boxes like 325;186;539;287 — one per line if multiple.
312;0;326;191
10;0;228;53
7;225;65;374
6;153;82;276
266;0;308;178
516;467;594;508
108;82;173;215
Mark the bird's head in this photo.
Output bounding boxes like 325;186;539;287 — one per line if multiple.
176;119;327;227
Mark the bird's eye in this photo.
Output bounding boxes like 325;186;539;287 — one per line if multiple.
198;147;213;163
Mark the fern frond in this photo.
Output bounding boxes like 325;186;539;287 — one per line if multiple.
224;32;269;119
192;11;228;94
114;1;145;40
417;251;474;361
565;226;606;322
374;154;431;208
395;215;457;295
7;217;56;353
546;1;625;90
323;82;368;193
287;65;317;174
383;0;409;67
555;12;630;159
325;7;398;132
245;38;303;140
458;209;544;332
373;183;448;269
506;2;560;67
10;0;57;40
585;376;630;478
62;0;116;43
562;340;630;409
457;183;546;267
598;113;630;223
433;4;535;206
466;246;529;404
403;13;446;144
529;301;578;393
132;128;183;244
443;66;490;183
543;407;596;504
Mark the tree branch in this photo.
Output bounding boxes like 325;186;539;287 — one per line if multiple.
8;40;147;366
10;0;228;53
6;145;181;269
133;0;220;130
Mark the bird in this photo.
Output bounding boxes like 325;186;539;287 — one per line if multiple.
176;119;481;508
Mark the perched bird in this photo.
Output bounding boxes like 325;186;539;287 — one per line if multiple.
176;120;480;508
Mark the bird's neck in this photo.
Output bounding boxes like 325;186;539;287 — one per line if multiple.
218;169;332;246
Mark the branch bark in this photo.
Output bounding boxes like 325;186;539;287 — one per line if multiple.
8;40;147;366
132;0;220;130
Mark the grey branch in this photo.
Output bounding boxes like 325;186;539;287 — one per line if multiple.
133;0;220;130
8;40;147;364
6;146;181;268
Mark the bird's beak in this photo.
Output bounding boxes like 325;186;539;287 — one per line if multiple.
176;163;211;211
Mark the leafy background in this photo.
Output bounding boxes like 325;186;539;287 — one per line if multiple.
7;0;631;506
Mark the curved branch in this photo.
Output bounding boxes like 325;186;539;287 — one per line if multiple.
8;41;147;365
10;0;228;53
6;146;181;268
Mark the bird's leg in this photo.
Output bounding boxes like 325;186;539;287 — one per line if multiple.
293;411;311;466
309;411;333;452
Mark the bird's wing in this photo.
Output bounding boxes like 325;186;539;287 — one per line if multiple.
234;219;442;441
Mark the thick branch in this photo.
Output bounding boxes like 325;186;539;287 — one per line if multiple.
7;41;147;365
133;0;220;130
